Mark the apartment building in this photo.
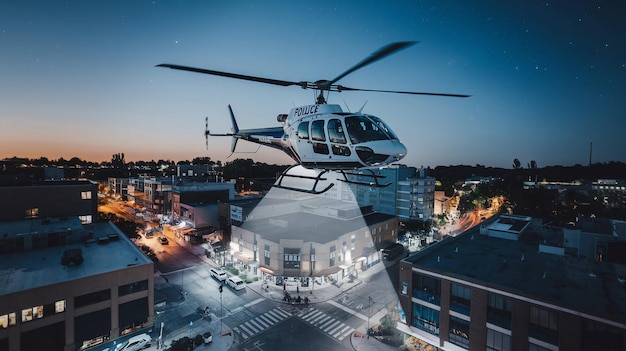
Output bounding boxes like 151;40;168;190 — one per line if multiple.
397;215;626;351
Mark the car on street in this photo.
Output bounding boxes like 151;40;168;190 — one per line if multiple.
210;267;228;282
158;236;169;245
114;333;151;351
202;331;213;344
227;276;246;290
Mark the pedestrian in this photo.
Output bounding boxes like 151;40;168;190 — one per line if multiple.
297;286;299;294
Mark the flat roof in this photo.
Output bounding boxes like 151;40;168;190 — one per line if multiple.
406;222;626;325
486;214;531;233
0;220;152;296
240;211;396;244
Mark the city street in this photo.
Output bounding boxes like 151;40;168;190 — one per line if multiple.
96;199;405;351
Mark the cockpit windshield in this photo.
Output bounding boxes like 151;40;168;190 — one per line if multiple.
345;115;397;144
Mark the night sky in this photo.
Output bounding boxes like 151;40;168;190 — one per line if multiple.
1;1;625;169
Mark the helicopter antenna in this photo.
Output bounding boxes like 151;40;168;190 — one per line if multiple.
343;100;351;113
358;100;368;113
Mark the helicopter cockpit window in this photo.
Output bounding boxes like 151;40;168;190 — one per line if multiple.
327;119;347;144
297;121;309;140
345;115;392;144
368;115;399;140
310;120;325;142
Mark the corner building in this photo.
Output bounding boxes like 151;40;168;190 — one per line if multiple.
230;198;399;283
0;218;154;351
397;215;626;351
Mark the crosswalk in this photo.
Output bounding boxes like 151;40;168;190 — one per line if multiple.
233;307;291;340
298;307;355;341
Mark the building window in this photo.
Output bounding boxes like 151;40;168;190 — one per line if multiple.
79;215;92;224
283;248;300;269
311;248;316;270
449;315;470;348
55;300;66;313
21;306;43;323
25;207;39;218
488;293;512;329
238;235;243;253
264;244;270;266
529;306;558;345
119;280;148;296
0;313;16;328
412;303;440;336
450;283;471;315
75;289;111;308
413;273;441;305
486;328;511;351
330;246;336;267
81;191;92;200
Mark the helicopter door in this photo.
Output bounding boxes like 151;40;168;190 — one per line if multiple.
310;120;330;163
327;119;351;157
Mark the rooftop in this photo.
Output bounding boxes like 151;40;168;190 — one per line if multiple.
240;211;396;244
406;221;626;326
0;219;152;296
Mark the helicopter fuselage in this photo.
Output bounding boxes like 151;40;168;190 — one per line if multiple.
228;104;407;171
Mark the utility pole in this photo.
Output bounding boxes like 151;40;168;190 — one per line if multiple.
367;296;372;338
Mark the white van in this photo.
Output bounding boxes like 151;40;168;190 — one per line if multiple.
210;267;228;282
115;333;151;351
227;276;245;291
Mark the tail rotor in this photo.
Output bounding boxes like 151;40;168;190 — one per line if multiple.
205;117;210;150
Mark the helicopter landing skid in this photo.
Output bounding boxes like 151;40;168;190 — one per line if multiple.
338;169;391;188
274;165;335;195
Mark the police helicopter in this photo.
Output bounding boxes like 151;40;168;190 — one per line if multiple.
157;41;469;194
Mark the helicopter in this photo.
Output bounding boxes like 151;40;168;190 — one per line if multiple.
157;41;469;194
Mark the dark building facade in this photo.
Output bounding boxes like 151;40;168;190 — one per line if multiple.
0;180;98;224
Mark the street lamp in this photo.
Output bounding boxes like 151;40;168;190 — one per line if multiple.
367;296;372;338
219;284;223;335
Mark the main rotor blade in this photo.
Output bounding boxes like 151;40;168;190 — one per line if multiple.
156;64;300;87
336;85;470;98
327;41;418;87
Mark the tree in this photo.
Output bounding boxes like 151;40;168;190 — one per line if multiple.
512;158;522;170
528;160;538;170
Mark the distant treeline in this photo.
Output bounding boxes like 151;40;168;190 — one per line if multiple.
1;156;624;185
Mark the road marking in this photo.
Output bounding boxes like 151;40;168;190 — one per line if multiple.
337;325;355;341
327;299;368;321
322;320;341;333
230;297;265;314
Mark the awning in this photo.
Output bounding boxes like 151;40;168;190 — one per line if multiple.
232;251;254;263
259;267;274;275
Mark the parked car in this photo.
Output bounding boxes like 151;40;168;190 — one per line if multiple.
158;236;169;245
210;267;228;282
227;276;246;290
202;331;213;344
115;333;151;351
